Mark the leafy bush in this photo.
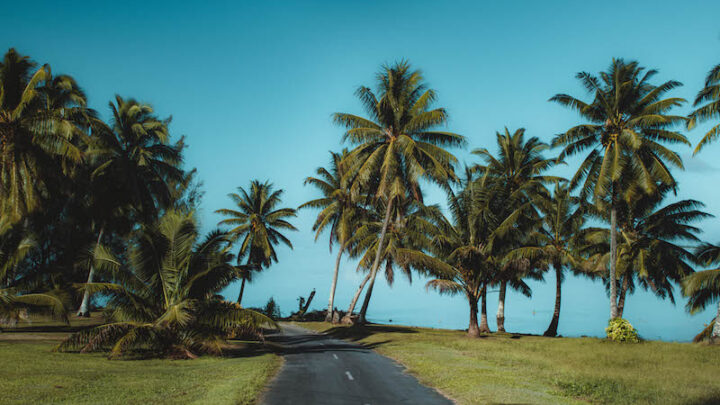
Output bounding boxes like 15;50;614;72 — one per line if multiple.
605;318;640;343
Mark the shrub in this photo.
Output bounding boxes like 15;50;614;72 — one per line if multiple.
605;318;640;343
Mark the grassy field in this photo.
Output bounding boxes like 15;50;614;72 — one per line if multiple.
1;315;281;405
295;321;720;405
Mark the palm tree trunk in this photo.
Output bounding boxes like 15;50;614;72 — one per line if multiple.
358;199;394;324
617;275;629;318
479;287;490;333
712;301;720;339
77;226;104;317
496;281;506;332
543;265;562;337
609;204;619;319
325;244;345;322
467;292;480;337
342;272;371;324
237;278;246;306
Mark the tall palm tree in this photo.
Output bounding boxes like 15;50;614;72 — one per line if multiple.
76;96;183;316
216;180;297;305
689;63;720;154
333;61;465;323
0;48;89;226
551;59;689;319
300;150;365;322
472;128;555;331
510;182;587;336
56;210;275;358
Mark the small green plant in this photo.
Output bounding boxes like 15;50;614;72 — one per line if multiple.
606;318;640;343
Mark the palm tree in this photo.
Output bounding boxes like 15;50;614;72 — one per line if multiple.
683;243;720;341
300;150;365;322
333;61;465;323
216;180;297;305
472;128;555;332
584;187;708;318
76;96;183;316
0;48;89;226
689;63;720;154
343;196;440;320
401;176;496;336
510;182;587;336
56;210;274;358
551;59;689;319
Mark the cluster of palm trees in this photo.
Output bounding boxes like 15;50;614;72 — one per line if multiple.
304;59;720;340
0;48;295;358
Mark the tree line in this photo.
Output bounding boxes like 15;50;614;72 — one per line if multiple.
0;48;299;358
302;59;720;341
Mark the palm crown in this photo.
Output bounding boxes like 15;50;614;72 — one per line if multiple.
551;58;689;202
689;63;720;154
0;48;91;224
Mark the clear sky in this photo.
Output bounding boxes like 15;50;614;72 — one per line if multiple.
4;0;720;341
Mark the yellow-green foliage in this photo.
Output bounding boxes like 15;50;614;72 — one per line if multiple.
606;318;640;343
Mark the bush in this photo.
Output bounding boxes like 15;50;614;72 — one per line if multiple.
605;318;640;343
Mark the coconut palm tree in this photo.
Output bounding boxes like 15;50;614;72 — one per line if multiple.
333;61;465;323
583;187;708;318
216;180;297;305
76;96;183;316
472;128;556;332
401;175;498;336
510;182;588;336
300;150;366;322
0;48;90;226
551;58;689;319
56;210;274;358
343;196;440;321
689;63;720;154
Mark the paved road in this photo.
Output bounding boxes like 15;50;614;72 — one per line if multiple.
260;323;453;405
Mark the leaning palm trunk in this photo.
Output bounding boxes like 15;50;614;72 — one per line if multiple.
237;278;246;306
358;199;394;324
609;203;619;319
496;281;506;332
342;272;372;324
544;265;562;337
479;287;490;333
77;227;104;317
325;244;345;322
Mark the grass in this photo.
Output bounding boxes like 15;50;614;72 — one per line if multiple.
1;314;281;405
294;321;720;405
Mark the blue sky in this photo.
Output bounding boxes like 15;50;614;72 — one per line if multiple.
3;0;720;340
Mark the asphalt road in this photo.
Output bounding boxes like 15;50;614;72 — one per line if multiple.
260;323;453;405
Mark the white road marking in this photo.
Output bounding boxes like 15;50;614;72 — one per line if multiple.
332;354;338;360
345;371;354;381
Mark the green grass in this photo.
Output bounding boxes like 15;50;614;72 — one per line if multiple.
1;314;281;405
294;321;720;405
